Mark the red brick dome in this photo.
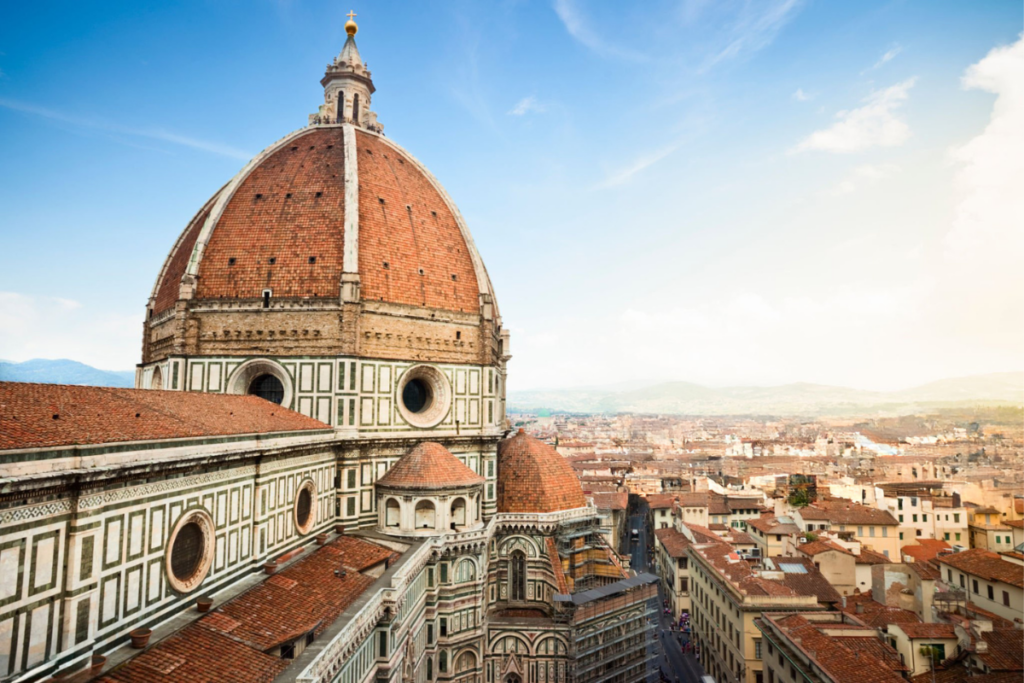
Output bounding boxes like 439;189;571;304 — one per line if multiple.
497;429;587;513
377;442;484;490
150;126;492;314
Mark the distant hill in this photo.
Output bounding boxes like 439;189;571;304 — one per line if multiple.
0;359;135;388
509;372;1024;416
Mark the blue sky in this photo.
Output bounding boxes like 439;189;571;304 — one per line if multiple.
1;1;1021;391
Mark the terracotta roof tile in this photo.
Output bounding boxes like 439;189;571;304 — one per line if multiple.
0;382;329;451
798;540;854;557
654;528;692;558
98;535;393;682
894;623;958;639
975;628;1024;671
497;429;586;514
376;442;484;490
936;548;1024;588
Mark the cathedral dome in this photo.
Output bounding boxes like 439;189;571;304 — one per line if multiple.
497;429;587;514
377;442;484;490
150;125;491;315
142;25;504;371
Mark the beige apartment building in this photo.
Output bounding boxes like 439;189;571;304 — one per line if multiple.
688;540;834;683
936;548;1024;624
654;527;692;619
968;506;1015;551
755;612;907;683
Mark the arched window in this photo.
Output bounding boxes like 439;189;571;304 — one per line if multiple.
352;94;360;123
385;498;400;527
505;674;522;683
451;497;467;528
455;651;476;673
455;558;476;583
336;90;345;123
426;657;433;681
438;650;447;673
510;550;526;601
415;500;436;529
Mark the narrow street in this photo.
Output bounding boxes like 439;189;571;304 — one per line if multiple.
625;500;707;683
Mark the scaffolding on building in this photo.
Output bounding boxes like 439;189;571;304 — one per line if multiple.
552;574;660;683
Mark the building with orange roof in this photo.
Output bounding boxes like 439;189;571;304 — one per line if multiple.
756;612;908;683
0;18;658;683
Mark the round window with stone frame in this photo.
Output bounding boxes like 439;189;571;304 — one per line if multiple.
294;479;317;535
165;509;215;594
396;364;451;429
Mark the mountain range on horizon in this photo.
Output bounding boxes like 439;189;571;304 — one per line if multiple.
1;359;1020;417
0;359;136;388
509;372;1024;417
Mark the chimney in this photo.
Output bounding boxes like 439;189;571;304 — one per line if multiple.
855;603;864;614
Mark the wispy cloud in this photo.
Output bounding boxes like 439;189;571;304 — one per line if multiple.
872;44;903;70
793;78;916;153
553;0;648;61
0;97;252;160
595;142;681;189
508;96;546;116
700;0;804;71
792;88;813;101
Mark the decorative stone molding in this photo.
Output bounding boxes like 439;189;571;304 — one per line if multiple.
294;478;317;535
165;508;216;594
225;358;295;408
395;364;451;429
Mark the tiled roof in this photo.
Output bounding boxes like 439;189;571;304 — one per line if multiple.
812;501;899;526
856;548;893;565
906;562;941;581
936;548;1024;588
99;620;287;683
676;492;710;508
726;497;762;512
376;442;484;490
589;491;628;511
975;628;1024;671
747;514;800;535
839;593;921;628
682;523;723;544
497;429;587;514
214;535;392;650
647;493;679;510
707;494;731;515
1004;519;1023;529
902;539;951;563
159;127;481;314
797;540;854;557
894;623;958;639
654;528;692;558
768;556;843;604
0;382;329;451
99;535;394;682
763;613;906;683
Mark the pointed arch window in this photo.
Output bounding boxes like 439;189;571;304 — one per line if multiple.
352;94;360;123
510;550;526;601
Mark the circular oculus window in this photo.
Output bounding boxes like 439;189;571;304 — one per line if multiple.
294;479;316;535
396;365;451;429
165;509;215;593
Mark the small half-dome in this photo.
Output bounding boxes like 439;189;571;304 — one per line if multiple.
377;442;484;490
497;429;587;513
